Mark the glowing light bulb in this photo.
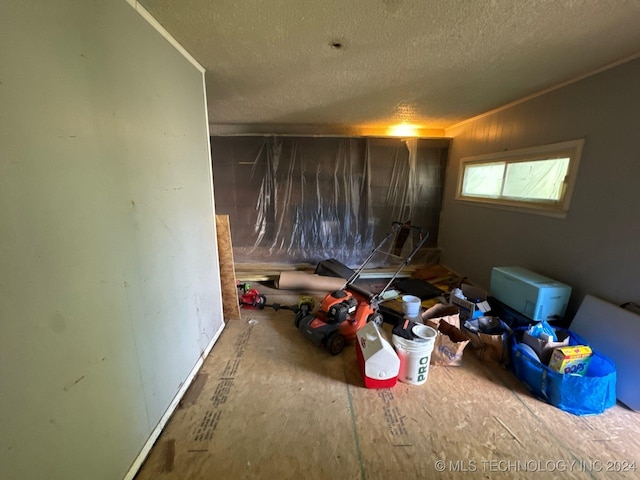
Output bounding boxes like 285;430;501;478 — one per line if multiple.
387;123;419;137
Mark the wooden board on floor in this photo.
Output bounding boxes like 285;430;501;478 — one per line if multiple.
215;215;241;321
135;294;640;480
235;265;421;283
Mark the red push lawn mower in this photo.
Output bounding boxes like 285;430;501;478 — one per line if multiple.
294;222;429;355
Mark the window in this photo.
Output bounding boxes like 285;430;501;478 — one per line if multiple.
456;139;584;217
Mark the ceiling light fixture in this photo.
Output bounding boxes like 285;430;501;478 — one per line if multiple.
387;123;419;137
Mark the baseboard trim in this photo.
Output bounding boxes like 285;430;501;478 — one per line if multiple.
123;322;226;480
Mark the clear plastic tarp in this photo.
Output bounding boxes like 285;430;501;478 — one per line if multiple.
211;136;449;268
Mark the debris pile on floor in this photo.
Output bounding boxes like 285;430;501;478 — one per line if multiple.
239;259;623;416
232;225;622;416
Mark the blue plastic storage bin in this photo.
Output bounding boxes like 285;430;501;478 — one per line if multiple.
510;328;617;415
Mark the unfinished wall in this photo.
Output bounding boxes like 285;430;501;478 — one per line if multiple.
0;2;223;479
211;136;449;266
440;57;640;317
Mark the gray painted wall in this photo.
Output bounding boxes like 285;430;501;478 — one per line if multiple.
0;2;223;479
440;57;640;318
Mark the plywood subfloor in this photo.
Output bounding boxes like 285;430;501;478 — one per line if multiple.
135;284;640;480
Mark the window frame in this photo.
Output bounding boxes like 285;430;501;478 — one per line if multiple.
455;139;584;218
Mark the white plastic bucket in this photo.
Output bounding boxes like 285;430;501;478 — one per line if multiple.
392;326;437;385
402;295;422;318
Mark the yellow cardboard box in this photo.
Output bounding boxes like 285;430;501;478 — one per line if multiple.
548;345;592;375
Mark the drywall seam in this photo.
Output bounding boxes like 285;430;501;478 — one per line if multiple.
125;0;205;73
122;321;225;480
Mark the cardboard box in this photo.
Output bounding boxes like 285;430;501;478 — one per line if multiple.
548;345;592;376
450;284;491;321
522;329;570;365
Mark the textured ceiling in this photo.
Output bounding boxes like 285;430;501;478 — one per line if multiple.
138;0;640;136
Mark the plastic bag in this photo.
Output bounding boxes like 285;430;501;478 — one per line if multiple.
528;319;557;342
510;327;617;415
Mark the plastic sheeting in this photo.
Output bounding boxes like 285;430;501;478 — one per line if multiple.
211;136;449;267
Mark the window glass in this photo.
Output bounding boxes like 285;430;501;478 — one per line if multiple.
456;140;583;217
503;157;569;201
462;162;505;197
